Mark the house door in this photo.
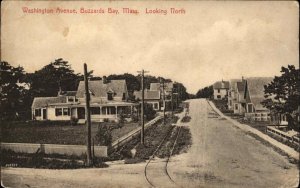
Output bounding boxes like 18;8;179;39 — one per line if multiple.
42;109;47;120
78;107;85;119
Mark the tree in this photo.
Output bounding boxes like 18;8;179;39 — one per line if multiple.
262;65;300;130
26;58;81;97
0;62;29;120
196;85;213;98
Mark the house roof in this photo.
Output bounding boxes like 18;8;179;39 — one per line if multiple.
58;91;77;96
213;81;230;89
134;90;160;100
32;96;67;109
76;80;126;98
150;82;173;91
229;79;241;90
246;77;273;110
236;80;246;103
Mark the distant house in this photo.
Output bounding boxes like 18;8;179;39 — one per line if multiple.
228;79;241;110
133;82;178;111
31;79;137;122
133;90;161;111
233;80;247;115
213;80;229;100
243;77;273;121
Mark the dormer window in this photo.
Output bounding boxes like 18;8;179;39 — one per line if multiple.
68;97;74;102
107;92;113;100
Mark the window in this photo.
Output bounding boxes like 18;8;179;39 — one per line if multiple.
91;107;100;115
153;103;159;110
35;109;41;117
217;95;221;99
235;104;238;110
122;93;126;100
63;108;70;116
248;104;253;113
55;108;62;116
218;89;220;93
68;97;74;102
107;93;113;100
55;108;69;116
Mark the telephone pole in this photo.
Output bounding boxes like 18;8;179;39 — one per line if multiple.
137;69;149;145
160;78;166;125
84;63;92;166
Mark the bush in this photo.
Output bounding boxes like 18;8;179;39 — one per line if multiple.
70;117;78;126
144;103;156;121
94;124;112;146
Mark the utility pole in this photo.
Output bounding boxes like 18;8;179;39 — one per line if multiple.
137;69;149;145
84;63;92;166
160;78;166;125
171;87;174;116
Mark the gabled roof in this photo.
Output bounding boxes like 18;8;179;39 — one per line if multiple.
76;80;126;98
246;77;273;110
134;90;160;100
32;96;67;109
213;81;230;89
229;79;241;90
150;82;173;91
236;80;246;102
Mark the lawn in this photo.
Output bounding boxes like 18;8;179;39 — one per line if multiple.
1;121;140;145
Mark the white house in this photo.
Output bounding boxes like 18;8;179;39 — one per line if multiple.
213;80;229;100
31;79;138;123
134;89;161;111
243;77;273;121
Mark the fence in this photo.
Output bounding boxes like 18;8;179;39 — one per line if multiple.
111;115;163;150
1;143;107;157
266;126;299;144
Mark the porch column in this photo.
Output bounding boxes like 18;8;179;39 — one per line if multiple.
115;106;118;118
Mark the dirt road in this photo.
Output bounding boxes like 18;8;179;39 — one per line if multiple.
2;99;299;187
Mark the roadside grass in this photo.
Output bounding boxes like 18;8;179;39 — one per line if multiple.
111;115;192;163
1;121;139;145
1;149;108;169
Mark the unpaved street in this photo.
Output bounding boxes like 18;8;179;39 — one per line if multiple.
2;99;299;188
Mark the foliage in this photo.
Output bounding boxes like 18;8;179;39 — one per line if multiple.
25;58;81;97
0;61;29;120
94;124;113;146
196;85;213;98
262;65;300;130
144;103;156;120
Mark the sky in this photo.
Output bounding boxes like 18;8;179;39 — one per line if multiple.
1;1;299;93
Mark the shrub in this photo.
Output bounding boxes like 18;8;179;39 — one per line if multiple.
94;124;112;146
144;103;156;120
70;117;78;126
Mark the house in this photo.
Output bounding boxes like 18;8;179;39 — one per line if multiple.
31;79;138;123
133;90;161;111
149;82;177;110
213;80;229;100
233;80;247;115
228;79;241;110
243;77;273;121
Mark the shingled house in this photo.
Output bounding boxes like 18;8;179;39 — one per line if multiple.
213;80;230;100
31;79;137;123
243;77;273;121
133;90;161;111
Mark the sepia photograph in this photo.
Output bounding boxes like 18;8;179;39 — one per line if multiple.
1;0;299;187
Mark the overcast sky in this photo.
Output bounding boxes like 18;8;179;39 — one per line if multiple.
1;1;299;93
